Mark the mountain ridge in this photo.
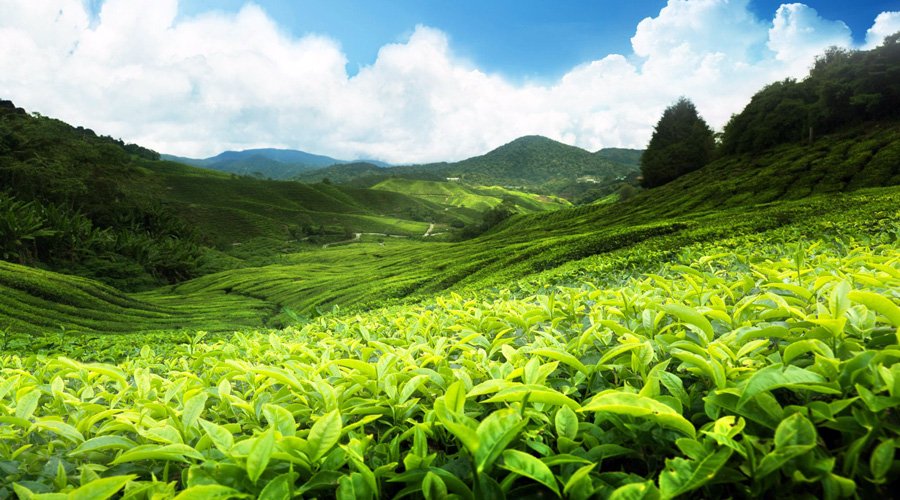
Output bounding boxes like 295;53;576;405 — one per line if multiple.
294;135;642;199
162;148;391;180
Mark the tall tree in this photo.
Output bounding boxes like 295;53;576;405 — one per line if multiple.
640;97;715;188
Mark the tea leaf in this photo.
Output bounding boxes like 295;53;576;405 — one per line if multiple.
580;391;695;437
247;427;276;483
500;449;560;496
306;410;342;462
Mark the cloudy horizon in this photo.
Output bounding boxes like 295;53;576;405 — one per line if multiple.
1;0;898;163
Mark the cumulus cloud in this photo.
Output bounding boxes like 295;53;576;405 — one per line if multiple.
768;4;852;67
0;0;889;163
865;11;900;48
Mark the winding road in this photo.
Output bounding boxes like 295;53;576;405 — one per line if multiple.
322;223;442;248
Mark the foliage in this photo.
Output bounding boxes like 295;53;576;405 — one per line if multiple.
641;97;715;188
721;34;900;154
1;227;897;498
0;104;205;289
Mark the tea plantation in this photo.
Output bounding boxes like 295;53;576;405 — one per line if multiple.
1;184;898;498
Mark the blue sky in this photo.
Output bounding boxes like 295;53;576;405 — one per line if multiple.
2;1;899;162
173;0;895;80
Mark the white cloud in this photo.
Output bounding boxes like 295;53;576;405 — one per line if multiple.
865;11;900;48
0;0;887;163
768;3;852;68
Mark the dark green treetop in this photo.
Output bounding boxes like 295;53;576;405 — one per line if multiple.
640;97;715;188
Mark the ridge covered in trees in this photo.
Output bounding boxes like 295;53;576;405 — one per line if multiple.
721;33;900;155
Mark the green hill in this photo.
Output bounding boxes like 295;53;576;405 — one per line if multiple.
436;135;637;188
295;136;640;199
0;260;271;335
370;178;569;222
293;161;390;185
0;105;472;288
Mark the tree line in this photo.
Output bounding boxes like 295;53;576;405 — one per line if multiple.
640;33;900;188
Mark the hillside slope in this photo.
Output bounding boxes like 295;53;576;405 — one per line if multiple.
4;184;894;334
296;136;640;198
370;178;569;222
0;260;272;335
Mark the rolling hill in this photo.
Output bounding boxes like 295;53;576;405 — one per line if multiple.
295;136;641;199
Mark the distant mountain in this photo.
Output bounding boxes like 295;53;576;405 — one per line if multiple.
430;136;638;187
162;148;390;179
295;136;641;199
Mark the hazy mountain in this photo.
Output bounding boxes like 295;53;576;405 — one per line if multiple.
295;136;641;197
162;148;390;179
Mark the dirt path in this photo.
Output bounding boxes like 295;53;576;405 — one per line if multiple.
423;223;435;237
322;232;411;248
322;233;361;249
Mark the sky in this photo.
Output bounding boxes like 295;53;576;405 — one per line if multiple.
1;1;899;163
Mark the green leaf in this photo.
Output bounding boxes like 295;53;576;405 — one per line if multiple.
555;406;579;441
783;339;833;365
16;388;41;420
870;439;895;482
398;375;429;404
247;427;276;484
598;342;647;367
775;412;817;449
434;398;480;456
199;419;234;454
610;480;661;500
444;380;467;414
659;447;732;499
173;484;250;499
530;348;589;375
580;391;695;438
337;472;373;500
475;409;526;473
306;410;342;462
737;363;837;408
67;475;137;500
31;419;85;444
70;435;138;456
422;471;448;500
563;463;596;497
13;483;67;500
258;472;298;500
663;303;714;344
848;290;900;326
483;385;581;410
756;413;818;478
296;471;344;494
263;404;297;437
670;350;725;389
111;443;204;465
182;392;208;432
500;449;560;496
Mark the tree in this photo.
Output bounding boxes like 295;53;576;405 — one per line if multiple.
640;97;715;188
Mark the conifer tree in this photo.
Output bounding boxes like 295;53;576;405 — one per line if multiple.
640;97;715;188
